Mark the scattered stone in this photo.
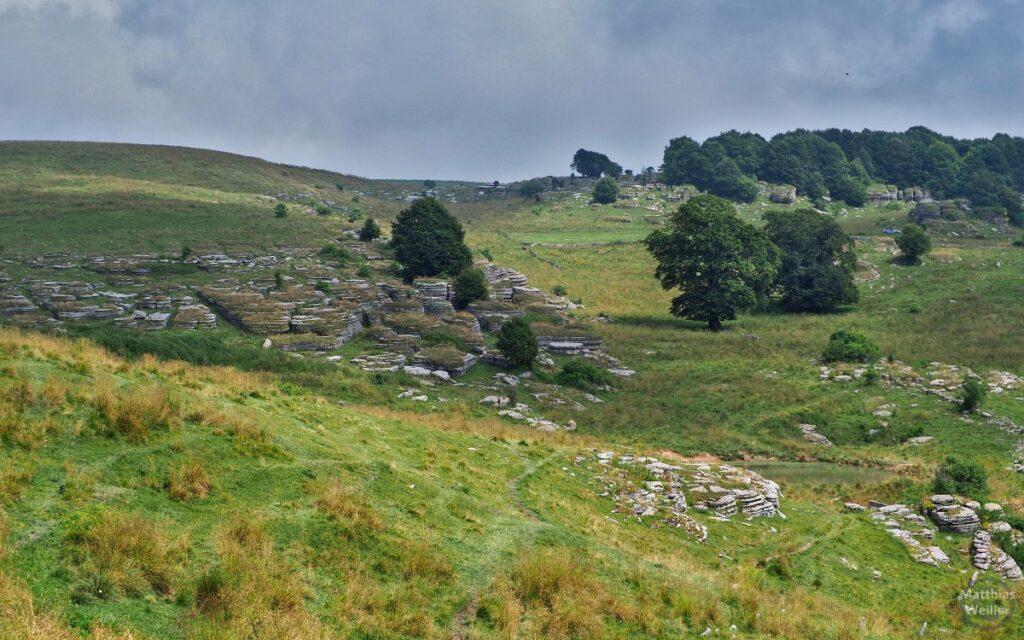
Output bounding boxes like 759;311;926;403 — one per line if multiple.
799;423;832;446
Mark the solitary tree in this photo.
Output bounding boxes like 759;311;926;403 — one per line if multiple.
274;203;287;218
451;267;489;309
424;179;437;189
763;209;859;311
645;195;780;331
896;223;931;264
359;218;381;241
496;317;538;369
390;198;472;282
592;176;620;204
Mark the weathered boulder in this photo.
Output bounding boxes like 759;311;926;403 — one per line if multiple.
929;503;981;534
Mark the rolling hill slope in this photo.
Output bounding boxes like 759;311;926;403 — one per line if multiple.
2;141;1024;638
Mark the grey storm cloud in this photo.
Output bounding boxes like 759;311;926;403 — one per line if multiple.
0;0;1021;180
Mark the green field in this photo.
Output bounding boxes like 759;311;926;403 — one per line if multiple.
2;142;1023;639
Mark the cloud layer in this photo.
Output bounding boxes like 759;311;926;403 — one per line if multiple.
0;0;1020;179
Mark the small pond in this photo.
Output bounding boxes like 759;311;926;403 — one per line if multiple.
742;461;898;485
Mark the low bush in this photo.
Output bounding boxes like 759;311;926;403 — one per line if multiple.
932;456;988;499
555;359;613;391
820;329;879;363
318;244;353;264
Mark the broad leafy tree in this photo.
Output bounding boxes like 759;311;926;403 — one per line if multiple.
645;195;780;331
390;198;472;282
764;209;858;311
571;148;621;178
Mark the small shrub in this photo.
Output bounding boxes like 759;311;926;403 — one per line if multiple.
820;329;879;363
451;267;489;310
480;248;493;261
551;285;567;297
357;264;373;279
358;218;381;241
960;377;987;413
932;456;988;499
862;366;880;386
273;203;287;218
908;302;922;314
318;244;353;264
496;318;538;369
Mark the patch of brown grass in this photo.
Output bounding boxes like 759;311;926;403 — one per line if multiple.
167;459;214;502
0;460;34;505
188;517;332;640
91;380;182;442
476;547;616;639
312;478;382;531
66;509;186;601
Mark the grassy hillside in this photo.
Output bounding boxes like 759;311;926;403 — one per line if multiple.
2;142;1024;638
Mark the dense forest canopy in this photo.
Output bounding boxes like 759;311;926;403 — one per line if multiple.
660;127;1024;224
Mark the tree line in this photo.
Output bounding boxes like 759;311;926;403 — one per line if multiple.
659;127;1024;223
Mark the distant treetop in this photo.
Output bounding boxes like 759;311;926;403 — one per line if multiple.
571;148;622;178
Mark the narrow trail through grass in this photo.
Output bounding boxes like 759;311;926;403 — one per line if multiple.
449;451;560;638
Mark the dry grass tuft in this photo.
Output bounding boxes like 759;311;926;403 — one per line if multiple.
168;459;214;501
40;376;70;409
66;509;186;601
0;461;34;505
476;547;612;639
312;478;382;531
188;517;332;640
91;380;182;442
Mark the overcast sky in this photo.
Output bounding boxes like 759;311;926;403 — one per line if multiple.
1;0;1021;180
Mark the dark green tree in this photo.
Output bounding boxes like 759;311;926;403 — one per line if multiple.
895;223;931;264
645;195;780;331
518;179;545;200
960;377;988;413
274;203;287;218
709;158;759;203
571;148;620;178
661;136;707;187
390;198;472;282
763;209;859;311
592;177;620;204
496;317;538;369
358;217;381;241
451;267;489;310
423;179;437;189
